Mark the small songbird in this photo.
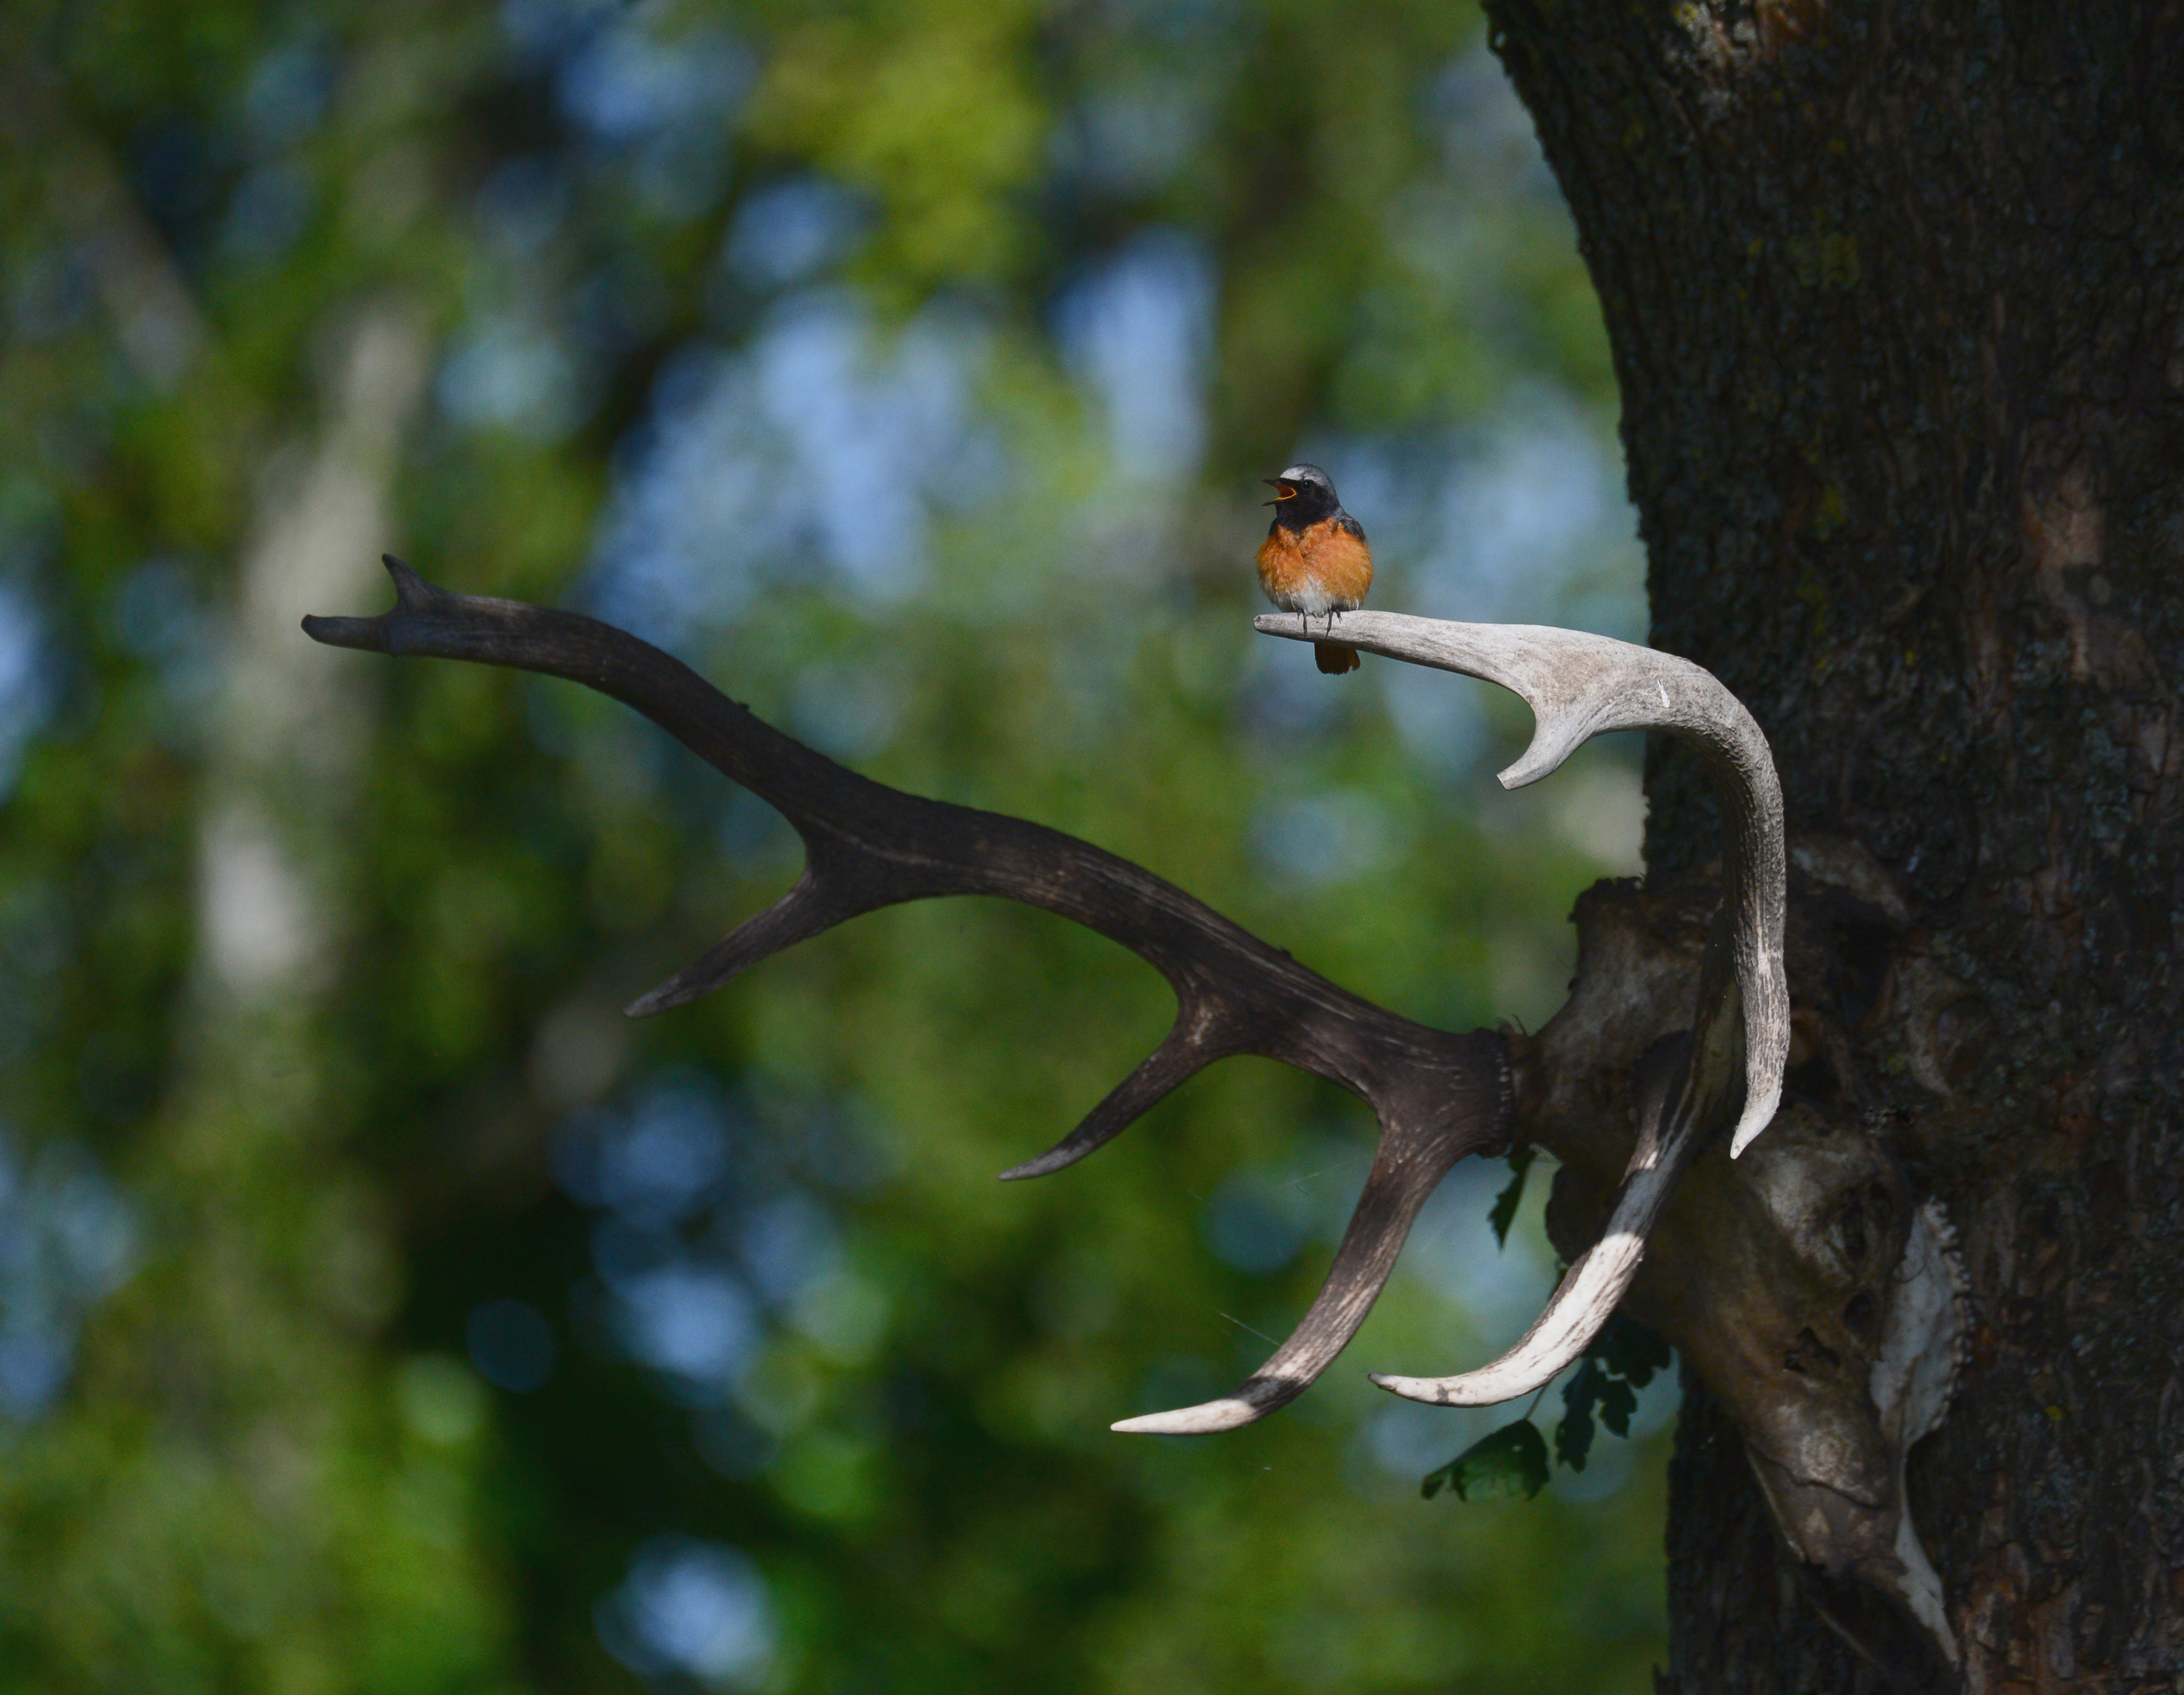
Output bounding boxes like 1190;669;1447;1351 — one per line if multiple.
1255;463;1373;674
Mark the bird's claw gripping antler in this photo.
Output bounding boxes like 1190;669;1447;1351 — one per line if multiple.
304;559;1785;1431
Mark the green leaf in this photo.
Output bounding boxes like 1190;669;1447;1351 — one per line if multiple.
1556;1360;1598;1471
1595;1373;1639;1439
1592;1314;1672;1389
1557;1320;1670;1470
1421;1419;1550;1502
1487;1145;1536;1248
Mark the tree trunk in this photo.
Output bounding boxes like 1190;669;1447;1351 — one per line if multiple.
1486;4;2184;1689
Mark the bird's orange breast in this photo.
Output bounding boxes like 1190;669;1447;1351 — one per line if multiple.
1256;518;1373;608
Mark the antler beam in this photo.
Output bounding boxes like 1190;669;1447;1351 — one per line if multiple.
305;559;1510;1432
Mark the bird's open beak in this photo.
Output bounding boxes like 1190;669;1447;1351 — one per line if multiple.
1261;479;1297;506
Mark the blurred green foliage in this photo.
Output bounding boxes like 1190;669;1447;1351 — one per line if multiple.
0;0;1666;1690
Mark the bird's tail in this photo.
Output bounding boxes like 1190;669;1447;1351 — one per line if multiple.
1314;642;1361;675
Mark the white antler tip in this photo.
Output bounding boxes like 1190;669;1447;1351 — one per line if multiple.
1494;741;1573;792
1110;1397;1261;1436
1727;1097;1779;1159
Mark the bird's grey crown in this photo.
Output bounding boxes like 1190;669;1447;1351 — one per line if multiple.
1278;463;1332;486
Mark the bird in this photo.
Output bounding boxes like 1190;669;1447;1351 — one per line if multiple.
1255;463;1372;674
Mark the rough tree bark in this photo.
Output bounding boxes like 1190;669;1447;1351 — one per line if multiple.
1485;4;2184;1689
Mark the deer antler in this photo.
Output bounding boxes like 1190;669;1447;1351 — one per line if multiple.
303;561;1784;1431
305;558;1507;1433
1257;611;1786;1407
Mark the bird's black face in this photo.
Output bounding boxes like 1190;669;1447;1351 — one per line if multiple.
1262;463;1340;529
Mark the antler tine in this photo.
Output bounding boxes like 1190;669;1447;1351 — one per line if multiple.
1371;1033;1700;1406
998;1012;1227;1181
625;863;856;1017
1260;609;1785;1408
1114;1094;1497;1433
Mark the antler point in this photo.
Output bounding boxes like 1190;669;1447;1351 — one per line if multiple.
1111;1397;1261;1436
